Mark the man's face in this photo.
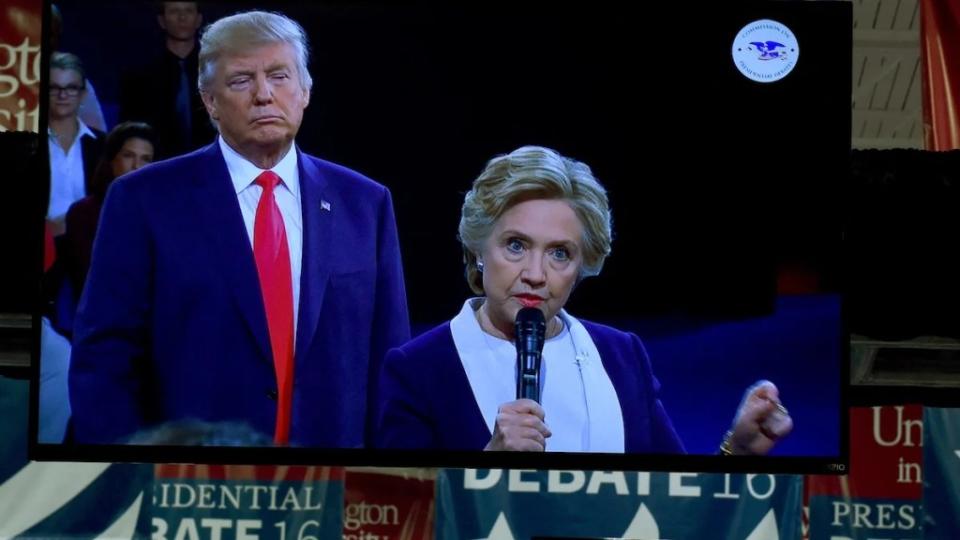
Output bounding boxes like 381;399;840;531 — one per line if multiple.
158;2;202;41
200;42;310;159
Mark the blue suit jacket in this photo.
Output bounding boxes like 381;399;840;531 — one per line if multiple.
69;142;410;446
373;319;685;453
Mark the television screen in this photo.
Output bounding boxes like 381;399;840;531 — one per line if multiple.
32;0;849;474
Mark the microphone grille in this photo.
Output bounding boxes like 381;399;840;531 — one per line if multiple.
515;307;546;337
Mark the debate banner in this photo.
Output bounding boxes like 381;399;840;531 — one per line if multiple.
436;468;803;539
147;464;344;540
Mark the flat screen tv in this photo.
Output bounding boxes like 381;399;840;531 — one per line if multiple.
30;0;849;474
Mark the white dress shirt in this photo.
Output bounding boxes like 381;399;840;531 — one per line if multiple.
218;136;303;337
47;120;97;221
449;298;626;452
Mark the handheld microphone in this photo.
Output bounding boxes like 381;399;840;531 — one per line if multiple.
515;307;546;402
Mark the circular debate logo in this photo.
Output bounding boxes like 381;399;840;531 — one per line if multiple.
731;19;799;83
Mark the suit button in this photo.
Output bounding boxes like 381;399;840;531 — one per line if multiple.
266;389;278;400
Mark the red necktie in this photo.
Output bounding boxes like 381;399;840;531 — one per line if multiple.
253;170;295;445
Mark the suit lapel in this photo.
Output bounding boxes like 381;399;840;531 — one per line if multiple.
295;150;332;362
80;132;103;194
191;143;273;363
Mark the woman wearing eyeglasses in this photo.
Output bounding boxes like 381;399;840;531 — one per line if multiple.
47;52;104;237
41;51;107;443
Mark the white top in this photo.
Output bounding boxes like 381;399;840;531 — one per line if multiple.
218;136;303;337
47;120;97;221
449;298;626;452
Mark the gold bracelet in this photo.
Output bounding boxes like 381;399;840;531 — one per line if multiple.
719;430;735;456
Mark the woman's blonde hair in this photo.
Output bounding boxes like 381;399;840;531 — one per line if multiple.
458;145;612;294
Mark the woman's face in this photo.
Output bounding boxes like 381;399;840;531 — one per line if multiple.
479;198;584;338
110;137;155;178
48;68;85;121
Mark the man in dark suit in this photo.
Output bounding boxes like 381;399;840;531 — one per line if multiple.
118;2;216;159
69;10;410;447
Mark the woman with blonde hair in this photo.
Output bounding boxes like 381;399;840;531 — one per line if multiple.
374;145;792;454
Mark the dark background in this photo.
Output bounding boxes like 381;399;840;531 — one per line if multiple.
56;0;848;323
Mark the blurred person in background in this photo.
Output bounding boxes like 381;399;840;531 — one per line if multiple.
47;51;104;237
119;1;215;158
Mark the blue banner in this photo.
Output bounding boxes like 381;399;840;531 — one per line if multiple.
437;469;803;539
807;496;921;540
1;376;344;540
0;375;152;539
922;407;960;538
145;467;343;540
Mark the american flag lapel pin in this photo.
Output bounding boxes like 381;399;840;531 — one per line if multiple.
320;200;331;211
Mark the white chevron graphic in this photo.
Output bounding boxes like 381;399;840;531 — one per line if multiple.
954;450;960;461
472;512;516;540
96;492;144;540
618;503;661;539
0;462;111;538
744;509;779;540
